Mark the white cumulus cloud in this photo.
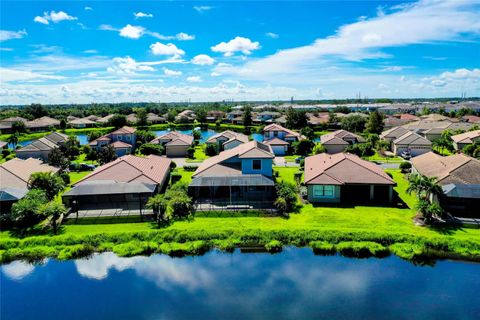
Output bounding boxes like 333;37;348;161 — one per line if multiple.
0;29;27;41
191;54;215;65
211;36;260;56
150;42;185;57
193;6;213;13
186;76;202;82
34;11;77;25
107;56;155;75
176;32;195;41
265;32;279;39
119;24;145;39
163;68;182;76
134;12;153;19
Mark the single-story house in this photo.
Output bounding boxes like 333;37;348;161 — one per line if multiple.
68;117;97;128
451;130;480;151
411;152;480;185
304;153;395;204
392;131;431;156
150;131;194;157
16;132;69;160
189;141;275;207
0;158;59;213
0;117;29;134
439;184;480;218
175;110;196;122
307;112;329;126
380;126;410;143
263;138;290;156
96;114;115;125
26;116;61;132
402;120;474;141
320;130;366;154
89;126;137;156
62;154;172;215
205;130;249;152
461;115;480;123
206;110;225;122
126;114;138;124
147;113;166;124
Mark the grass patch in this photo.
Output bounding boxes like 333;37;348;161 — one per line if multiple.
265;240;283;253
310;241;336;255
336;241;389;258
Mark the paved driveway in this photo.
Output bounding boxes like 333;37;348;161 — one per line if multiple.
170;157;189;168
274;157;300;167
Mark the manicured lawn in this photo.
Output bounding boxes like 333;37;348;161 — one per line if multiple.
69;171;91;184
364;152;403;162
186;145;210;162
71;153;98;165
174;168;194;184
274;166;301;184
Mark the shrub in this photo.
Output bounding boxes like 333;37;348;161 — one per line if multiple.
205;144;217;156
294;172;303;185
2;148;11;157
274;197;288;215
293;139;314;156
187;147;195;159
310;241;336;255
170;172;182;184
59;172;71;185
275;181;298;213
399;161;412;173
183;165;198;171
139;143;163;156
11;190;48;228
28;172;65;200
345;143;375;157
312;143;326;154
336;241;389;258
265;240;283;253
169;161;177;170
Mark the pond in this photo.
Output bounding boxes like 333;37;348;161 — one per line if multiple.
153;129;218;143
8;134;89;149
1;248;479;320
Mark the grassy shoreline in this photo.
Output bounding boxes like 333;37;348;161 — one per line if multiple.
1;168;479;264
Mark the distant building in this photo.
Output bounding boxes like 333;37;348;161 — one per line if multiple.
320;130;365;154
16;132;69;161
89;126;137;157
0;117;29;133
150;131;194;157
206;130;249;152
26;116;60;132
451;130;480;150
68;117;97;128
206;110;226;122
263;124;303;155
391;131;431;156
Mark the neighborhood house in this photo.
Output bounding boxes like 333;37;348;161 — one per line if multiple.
16;132;69;161
89;126;137;156
150;131;194;157
206;130;249;152
320;130;366;154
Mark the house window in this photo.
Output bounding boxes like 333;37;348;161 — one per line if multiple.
273;130;278;137
126;135;131;141
117;135;122;141
313;185;335;198
252;159;262;170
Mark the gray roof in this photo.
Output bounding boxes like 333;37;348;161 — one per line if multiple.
442;184;480;199
189;174;274;187
63;181;156;197
0;187;28;202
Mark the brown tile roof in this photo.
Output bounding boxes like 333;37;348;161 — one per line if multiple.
263;123;301;138
0;158;59;189
263;137;290;145
451;130;480;144
150;131;194;146
411;152;480;185
193;140;273;177
68;118;97;125
462;115;480;123
380;126;410;140
206;130;249;144
304;153;395;186
75;154;171;186
393;131;431;146
320;130;365;145
110;141;132;148
110;126;137;135
27;116;60;128
96;114;114;123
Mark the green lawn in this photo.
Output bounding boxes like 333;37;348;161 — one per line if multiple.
69;171;91;184
186;145;210;163
1;167;479;261
274;166;301;184
364;152;403;163
71;153;98;165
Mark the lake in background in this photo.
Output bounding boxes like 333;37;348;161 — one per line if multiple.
1;248;479;320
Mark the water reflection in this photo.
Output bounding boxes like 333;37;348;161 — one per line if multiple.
2;249;480;320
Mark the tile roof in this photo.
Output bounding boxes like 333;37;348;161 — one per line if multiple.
411;152;480;185
451;130;480;144
151;131;194;146
193;140;274;177
110;126;137;135
320;130;365;145
110;141;133;148
263;123;301;138
263;137;290;145
75;154;171;186
27;116;60;128
0;158;59;189
393;131;432;146
380;126;410;140
68;118;97;125
461;115;480;123
206;130;249;145
304;153;395;186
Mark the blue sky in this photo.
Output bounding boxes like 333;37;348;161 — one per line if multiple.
1;0;479;104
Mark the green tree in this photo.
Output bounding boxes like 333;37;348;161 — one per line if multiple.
47;148;69;172
28;172;66;200
98;145;117;164
275;181;298;213
136;130;156;144
300;127;315;140
286;108;308;129
196;109;207;123
136;109;148;126
11;189;48;228
340;115;366;132
26;103;48;118
7;133;18;149
146;194;171;225
61;136;80;160
139;143;163;155
365;110;384;134
109;114;127;128
39;201;67;234
293;139;314;156
243;106;252;127
192;129;201;141
12;120;27;133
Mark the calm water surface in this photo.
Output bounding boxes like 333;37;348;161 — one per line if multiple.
1;248;479;320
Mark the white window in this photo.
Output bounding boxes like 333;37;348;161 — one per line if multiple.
313;185;335;198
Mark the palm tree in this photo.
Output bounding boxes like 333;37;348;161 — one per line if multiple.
146;194;166;225
408;173;443;222
7;133;18;149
